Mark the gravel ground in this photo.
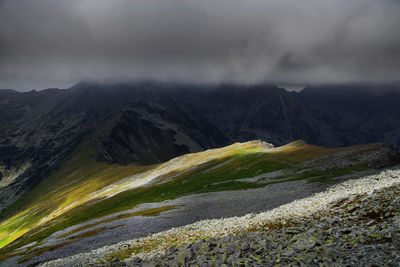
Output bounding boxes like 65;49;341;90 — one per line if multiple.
125;185;400;266
24;175;331;265
42;166;400;267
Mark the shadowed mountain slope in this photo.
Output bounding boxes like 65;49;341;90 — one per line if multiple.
175;83;400;149
298;84;400;148
175;84;341;146
2;82;400;214
0;82;228;212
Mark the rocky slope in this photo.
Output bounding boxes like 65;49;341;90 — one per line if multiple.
132;181;400;266
43;166;400;267
0;140;398;266
0;88;87;212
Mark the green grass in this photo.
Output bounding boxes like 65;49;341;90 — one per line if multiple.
0;140;381;261
0;145;153;250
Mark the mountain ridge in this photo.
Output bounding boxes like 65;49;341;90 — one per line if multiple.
0;82;229;212
1;81;400;214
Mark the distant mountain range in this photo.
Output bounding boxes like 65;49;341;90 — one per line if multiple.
177;83;400;149
1;81;400;211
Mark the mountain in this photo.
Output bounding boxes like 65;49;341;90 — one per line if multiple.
0;140;398;265
175;83;400;149
175;84;342;147
0;82;228;212
2;81;400;215
2;81;400;213
1;81;400;265
297;84;400;148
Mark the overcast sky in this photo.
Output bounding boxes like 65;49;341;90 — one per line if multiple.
1;0;400;90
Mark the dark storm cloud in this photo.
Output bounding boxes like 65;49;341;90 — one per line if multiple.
0;0;400;90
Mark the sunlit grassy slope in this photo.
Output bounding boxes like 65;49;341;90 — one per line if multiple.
0;140;385;260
